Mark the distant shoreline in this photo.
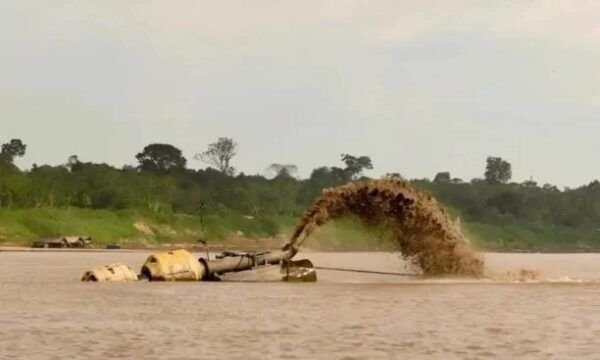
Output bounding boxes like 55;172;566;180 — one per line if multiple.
3;245;600;255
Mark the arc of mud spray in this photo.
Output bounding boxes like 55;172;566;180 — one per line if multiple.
283;179;484;277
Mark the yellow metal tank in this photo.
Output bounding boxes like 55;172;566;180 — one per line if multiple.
141;249;205;281
81;263;139;282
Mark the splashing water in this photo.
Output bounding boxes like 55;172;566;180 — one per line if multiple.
287;179;485;277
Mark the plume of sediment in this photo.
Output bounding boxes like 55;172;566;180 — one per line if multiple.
286;179;484;277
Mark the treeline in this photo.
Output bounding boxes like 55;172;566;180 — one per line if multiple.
0;137;598;241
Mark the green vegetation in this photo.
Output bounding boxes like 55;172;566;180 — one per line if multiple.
0;207;292;247
0;137;598;251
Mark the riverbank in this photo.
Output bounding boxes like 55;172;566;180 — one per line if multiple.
5;246;600;255
0;208;598;253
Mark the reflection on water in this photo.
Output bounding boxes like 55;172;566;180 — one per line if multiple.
2;251;600;359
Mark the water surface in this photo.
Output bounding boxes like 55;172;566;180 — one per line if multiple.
1;251;600;359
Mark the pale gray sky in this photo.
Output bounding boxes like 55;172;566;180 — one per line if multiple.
1;1;598;187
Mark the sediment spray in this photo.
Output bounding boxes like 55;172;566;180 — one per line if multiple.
286;179;485;277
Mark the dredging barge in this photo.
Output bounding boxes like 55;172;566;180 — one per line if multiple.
81;244;317;283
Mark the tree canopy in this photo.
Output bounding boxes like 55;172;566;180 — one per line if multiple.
267;164;298;179
195;137;237;175
136;143;187;172
340;153;373;180
0;137;598;250
1;139;26;163
434;172;451;183
485;156;512;184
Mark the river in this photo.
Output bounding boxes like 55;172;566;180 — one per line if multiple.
1;251;600;359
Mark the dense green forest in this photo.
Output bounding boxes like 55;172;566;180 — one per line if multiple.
0;137;598;251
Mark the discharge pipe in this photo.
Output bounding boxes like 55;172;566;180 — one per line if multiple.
202;248;295;278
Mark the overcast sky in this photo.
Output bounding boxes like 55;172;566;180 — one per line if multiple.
1;1;598;187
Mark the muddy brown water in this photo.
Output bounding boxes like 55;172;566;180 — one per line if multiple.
2;251;600;359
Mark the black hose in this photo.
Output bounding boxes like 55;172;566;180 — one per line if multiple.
314;266;419;277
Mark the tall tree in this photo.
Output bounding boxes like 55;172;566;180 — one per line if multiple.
1;139;26;163
195;137;237;175
66;155;82;172
267;164;298;179
340;153;373;180
384;172;404;180
136;143;187;172
434;172;451;183
484;156;512;184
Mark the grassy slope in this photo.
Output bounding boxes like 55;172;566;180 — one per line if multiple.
0;208;292;247
0;208;396;250
0;208;598;251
